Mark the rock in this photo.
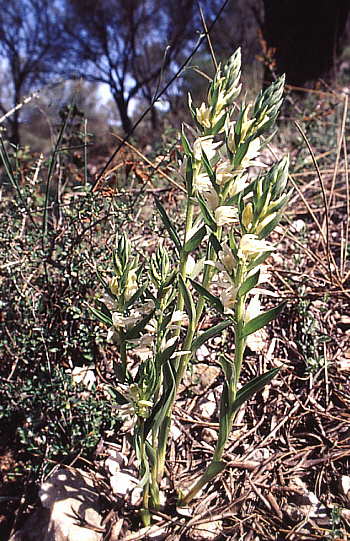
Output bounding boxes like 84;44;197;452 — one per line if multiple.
181;363;220;395
10;469;103;541
190;519;223;540
110;471;138;496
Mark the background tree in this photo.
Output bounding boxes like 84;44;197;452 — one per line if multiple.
62;0;204;134
0;0;65;145
261;0;350;87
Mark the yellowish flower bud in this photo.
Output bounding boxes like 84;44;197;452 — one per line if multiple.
240;104;255;141
109;276;119;296
242;203;253;230
196;102;212;128
124;269;138;301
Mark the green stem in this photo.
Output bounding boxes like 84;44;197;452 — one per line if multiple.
139;418;151;525
153;194;195;488
179;260;247;504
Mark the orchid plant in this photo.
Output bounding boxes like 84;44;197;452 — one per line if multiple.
90;48;290;523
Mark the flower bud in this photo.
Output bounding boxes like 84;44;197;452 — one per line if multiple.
242;203;253;230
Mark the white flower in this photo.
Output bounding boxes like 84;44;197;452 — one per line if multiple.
238;234;275;258
205;186;219;211
161;335;178;352
215;160;235;185
140;299;155;314
129;334;154;359
193;136;221;161
194;172;212;193
117;384;153;420
219;283;238;314
214;205;238;227
241;137;262;168
245;294;261;323
185;254;196;275
107;326;118;342
171;310;186;323
218;241;236;274
100;292;118;312
229;173;249;197
242;202;253;230
112;310;142;330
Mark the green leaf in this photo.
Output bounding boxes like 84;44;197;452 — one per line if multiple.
154;196;181;253
232;366;281;412
125;281;148;310
209;233;223;257
257;210;284;240
212;111;228;136
178;274;196;323
189;278;225;314
144;362;175;437
242;300;287;338
197;192;217;231
105;385;128;405
246;250;274;271
181;125;193;157
184;225;207;253
96;268;110;293
124;309;156;341
191;320;232;353
88;305;113;327
201;148;215;181
238;268;260;298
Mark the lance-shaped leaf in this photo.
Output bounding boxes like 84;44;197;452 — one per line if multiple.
212;111;228;136
177;460;227;507
213;380;235;461
242;300;287;338
256;210;284;240
125;281;148;310
197;192;217;231
144;361;176;437
209;233;223;257
181;125;194;157
233;136;252;169
246;250;274;272
201;148;216;184
154;196;181;253
96;268;110;293
191;319;232;353
124;309;156;340
178;274;196;324
104;385;128;405
238;268;260;298
184;224;207;253
232;366;281;413
88;304;113;327
219;354;237;387
189;278;225;314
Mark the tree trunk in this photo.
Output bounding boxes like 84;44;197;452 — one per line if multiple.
262;0;350;87
114;92;133;134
